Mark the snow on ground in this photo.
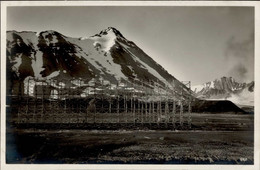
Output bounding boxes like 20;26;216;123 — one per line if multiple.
192;81;217;93
67;36;127;80
46;71;60;79
82;29;117;52
18;32;39;49
191;84;204;93
208;81;215;88
31;51;44;78
11;53;22;75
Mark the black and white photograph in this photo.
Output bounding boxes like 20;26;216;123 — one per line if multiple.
1;1;259;170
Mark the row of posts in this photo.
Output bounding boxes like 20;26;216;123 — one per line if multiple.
13;77;192;128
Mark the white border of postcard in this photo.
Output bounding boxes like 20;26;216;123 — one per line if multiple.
1;1;260;170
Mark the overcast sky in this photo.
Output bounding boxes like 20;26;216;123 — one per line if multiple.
7;6;254;85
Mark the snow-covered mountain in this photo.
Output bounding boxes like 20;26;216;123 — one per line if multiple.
6;27;192;100
192;77;254;106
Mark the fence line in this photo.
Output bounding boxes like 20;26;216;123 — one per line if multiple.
8;77;193;128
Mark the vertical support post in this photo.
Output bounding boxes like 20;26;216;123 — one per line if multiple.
117;81;120;123
66;80;72;123
188;100;191;128
18;80;23;123
141;81;143;125
34;78;37;123
41;81;44;123
141;101;143;125
166;85;170;126
94;79;96;124
64;81;67;115
52;80;54;124
180;100;183;127
125;95;128;123
31;79;35;124
17;81;21;124
157;80;161;125
133;79;136;125
49;80;52;123
137;99;140;123
123;93;126;123
159;98;162;122
188;81;192;128
79;79;82;114
26;78;30;117
109;82;111;115
133;98;136;125
149;101;151;125
56;79;59;124
85;80;88;124
109;98;112;114
145;100;147;123
172;100;176;128
77;79;81;124
157;101;160;125
165;100;168;126
130;94;133;124
56;79;58;122
101;80;104;124
152;101;154;123
61;79;64;124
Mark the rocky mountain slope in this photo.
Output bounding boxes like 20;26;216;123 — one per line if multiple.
192;77;254;106
6;27;192;100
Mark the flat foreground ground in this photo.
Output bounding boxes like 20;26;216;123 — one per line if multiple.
6;113;254;164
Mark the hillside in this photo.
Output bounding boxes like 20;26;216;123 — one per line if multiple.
6;27;192;100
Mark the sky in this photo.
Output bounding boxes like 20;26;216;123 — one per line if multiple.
6;6;254;85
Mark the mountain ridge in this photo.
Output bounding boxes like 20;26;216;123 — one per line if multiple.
192;76;254;106
6;27;192;100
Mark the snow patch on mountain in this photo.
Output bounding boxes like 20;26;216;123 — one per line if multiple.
47;71;60;79
31;51;44;78
66;35;127;80
81;27;119;52
192;77;254;106
11;53;23;75
192;84;205;93
89;29;117;52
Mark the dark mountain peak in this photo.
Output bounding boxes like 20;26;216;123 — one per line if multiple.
213;76;239;85
219;76;233;82
98;27;126;39
105;26;119;32
247;81;254;92
39;30;65;37
192;76;254;106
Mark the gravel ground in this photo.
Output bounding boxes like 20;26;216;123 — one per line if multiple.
6;129;253;164
6;113;254;164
